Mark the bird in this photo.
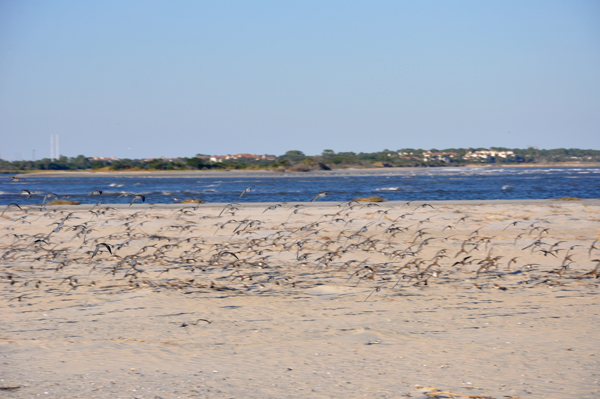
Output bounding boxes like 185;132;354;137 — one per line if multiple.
42;193;60;205
91;243;112;259
503;221;519;231
216;251;239;261
87;190;103;196
263;204;281;213
311;192;330;203
19;190;32;198
2;203;23;216
238;187;252;200
218;203;238;217
589;240;599;258
130;195;146;206
506;257;519;270
413;203;434;211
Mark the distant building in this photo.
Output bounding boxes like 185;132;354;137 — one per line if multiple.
463;150;515;160
143;157;182;162
209;153;276;162
89;156;120;162
209;155;230;163
422;151;458;162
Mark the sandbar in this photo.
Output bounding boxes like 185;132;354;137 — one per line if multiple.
2;200;599;398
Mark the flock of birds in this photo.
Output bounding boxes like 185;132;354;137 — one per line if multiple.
2;178;600;305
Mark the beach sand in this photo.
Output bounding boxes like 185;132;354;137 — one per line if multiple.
1;199;599;398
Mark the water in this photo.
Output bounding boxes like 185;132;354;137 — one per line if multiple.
1;167;599;205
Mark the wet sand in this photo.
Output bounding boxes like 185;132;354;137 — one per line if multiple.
2;200;599;398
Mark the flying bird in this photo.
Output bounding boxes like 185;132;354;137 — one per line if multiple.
311;192;330;203
2;203;23;216
238;187;252;200
130;194;146;206
42;193;60;204
91;243;112;259
263;204;282;213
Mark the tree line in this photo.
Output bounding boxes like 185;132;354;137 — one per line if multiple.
1;147;599;172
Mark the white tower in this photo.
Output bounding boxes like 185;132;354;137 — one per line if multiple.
56;135;59;159
50;135;54;161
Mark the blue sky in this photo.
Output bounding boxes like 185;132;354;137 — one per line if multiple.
1;0;599;160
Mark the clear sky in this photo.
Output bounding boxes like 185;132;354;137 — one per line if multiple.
1;0;599;160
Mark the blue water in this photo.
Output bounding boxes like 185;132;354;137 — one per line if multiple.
1;167;599;205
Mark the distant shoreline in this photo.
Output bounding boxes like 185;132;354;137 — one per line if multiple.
9;162;600;179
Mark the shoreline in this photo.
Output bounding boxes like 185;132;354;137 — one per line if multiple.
9;162;600;179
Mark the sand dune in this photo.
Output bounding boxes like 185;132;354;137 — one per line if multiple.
2;200;599;398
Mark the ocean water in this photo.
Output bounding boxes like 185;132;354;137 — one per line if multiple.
1;167;599;205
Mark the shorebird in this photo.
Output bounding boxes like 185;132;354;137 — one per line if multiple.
42;193;60;205
311;192;330;202
238;187;252;200
91;243;112;258
502;221;519;231
130;194;146;206
87;190;103;196
584;260;600;278
506;257;519;270
218;203;238;217
2;203;23;216
589;240;599;257
263;204;281;213
413;203;434;211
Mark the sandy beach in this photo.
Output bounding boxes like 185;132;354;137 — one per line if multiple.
2;199;599;398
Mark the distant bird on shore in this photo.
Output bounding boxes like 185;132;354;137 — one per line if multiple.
311;192;330;203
